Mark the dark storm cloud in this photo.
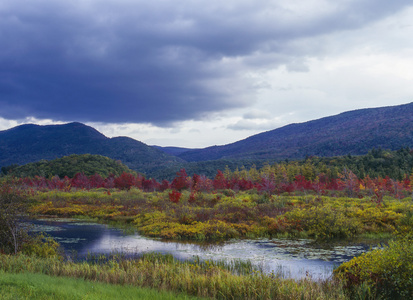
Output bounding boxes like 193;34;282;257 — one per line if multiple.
0;0;411;125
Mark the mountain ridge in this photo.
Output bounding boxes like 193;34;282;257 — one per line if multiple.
176;102;413;161
0;122;183;174
2;103;413;176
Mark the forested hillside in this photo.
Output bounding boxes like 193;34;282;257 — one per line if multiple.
177;103;413;162
0;122;182;175
1;154;134;178
150;147;413;181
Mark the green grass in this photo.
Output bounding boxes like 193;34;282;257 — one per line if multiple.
0;270;202;300
358;232;394;240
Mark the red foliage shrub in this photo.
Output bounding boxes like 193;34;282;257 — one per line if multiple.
213;170;228;190
169;190;182;203
171;169;189;191
114;172;136;190
189;192;197;203
160;180;170;191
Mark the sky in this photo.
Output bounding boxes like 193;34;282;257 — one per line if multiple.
1;0;413;148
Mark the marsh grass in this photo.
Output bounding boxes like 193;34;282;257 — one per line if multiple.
29;189;413;242
0;252;354;300
358;232;394;241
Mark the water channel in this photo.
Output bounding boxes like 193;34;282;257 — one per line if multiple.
30;218;380;280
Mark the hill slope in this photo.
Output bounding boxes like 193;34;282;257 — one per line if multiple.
152;146;196;156
0;122;182;174
4;154;134;178
178;103;413;162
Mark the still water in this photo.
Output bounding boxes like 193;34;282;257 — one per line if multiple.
30;218;377;280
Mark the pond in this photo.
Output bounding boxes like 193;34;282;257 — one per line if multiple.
30;218;381;280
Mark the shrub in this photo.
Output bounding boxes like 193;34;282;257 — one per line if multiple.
22;234;62;258
169;190;182;203
284;204;362;239
334;238;413;299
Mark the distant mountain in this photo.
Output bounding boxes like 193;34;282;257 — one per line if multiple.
178;103;413;162
153;146;196;156
3;103;413;178
0;122;183;174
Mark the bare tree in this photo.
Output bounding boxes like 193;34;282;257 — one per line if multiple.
0;184;29;254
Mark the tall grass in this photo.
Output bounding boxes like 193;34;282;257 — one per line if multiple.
0;252;353;300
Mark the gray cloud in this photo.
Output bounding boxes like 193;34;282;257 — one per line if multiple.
243;110;272;120
227;118;286;131
0;0;412;125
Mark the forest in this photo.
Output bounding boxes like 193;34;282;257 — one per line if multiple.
4;147;413;181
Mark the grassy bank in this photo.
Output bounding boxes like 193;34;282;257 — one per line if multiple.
0;253;354;300
0;270;200;300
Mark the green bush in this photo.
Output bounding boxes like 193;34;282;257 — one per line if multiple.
334;238;413;299
22;234;62;258
284;204;362;239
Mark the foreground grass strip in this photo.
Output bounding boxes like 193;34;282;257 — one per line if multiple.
0;270;201;300
0;253;350;300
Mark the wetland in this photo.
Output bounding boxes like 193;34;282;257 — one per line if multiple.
30;218;381;280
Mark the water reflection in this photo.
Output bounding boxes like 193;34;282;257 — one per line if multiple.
30;218;376;280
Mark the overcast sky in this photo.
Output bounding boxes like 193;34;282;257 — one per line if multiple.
1;0;413;148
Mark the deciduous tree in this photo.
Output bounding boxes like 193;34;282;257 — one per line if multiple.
0;184;30;254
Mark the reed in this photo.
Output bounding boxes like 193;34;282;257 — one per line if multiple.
0;252;355;300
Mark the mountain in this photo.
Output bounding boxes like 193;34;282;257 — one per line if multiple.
0;122;183;174
177;103;413;162
152;146;196;156
3;103;413;178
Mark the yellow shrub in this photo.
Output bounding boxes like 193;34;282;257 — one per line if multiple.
334;238;413;299
285;205;362;239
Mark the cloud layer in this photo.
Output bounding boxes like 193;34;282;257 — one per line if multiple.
2;0;412;127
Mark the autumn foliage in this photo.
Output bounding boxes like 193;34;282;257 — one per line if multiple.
6;163;413;204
